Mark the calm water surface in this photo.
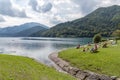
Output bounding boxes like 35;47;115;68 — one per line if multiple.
0;37;92;65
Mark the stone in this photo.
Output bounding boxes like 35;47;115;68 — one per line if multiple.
63;66;70;72
68;67;80;75
72;67;80;73
49;53;120;80
56;61;60;65
116;78;120;80
100;75;112;80
68;68;77;75
76;71;82;78
85;74;100;80
52;58;59;63
76;71;90;80
58;62;65;68
111;76;118;80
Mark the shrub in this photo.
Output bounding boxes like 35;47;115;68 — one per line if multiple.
112;30;120;38
93;34;102;43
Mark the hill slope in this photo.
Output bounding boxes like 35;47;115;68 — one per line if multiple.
0;22;49;37
35;5;120;37
15;26;48;37
0;54;76;80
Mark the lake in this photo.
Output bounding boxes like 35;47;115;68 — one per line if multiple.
0;37;92;66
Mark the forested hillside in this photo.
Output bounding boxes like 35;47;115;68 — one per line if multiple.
33;5;120;37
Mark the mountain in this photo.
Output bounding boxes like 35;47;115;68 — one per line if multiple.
34;5;120;37
0;22;49;37
15;26;48;37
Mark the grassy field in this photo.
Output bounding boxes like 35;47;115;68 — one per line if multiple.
59;40;120;77
0;54;76;80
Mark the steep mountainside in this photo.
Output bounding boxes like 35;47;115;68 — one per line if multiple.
34;5;120;37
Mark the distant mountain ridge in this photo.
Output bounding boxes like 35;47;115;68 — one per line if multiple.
0;22;49;37
33;5;120;37
15;26;48;37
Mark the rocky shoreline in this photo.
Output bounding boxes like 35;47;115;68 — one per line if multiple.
49;52;120;80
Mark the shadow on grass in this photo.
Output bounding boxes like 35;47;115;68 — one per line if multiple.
91;51;100;53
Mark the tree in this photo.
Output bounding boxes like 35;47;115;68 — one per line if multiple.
93;34;102;43
112;30;120;38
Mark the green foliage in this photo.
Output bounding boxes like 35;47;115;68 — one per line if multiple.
33;5;120;37
112;30;120;38
0;54;76;80
93;34;102;43
59;40;120;77
101;38;107;42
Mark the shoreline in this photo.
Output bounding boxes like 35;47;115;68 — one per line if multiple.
49;50;119;80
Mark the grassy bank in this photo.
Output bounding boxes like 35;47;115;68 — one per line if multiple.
59;40;120;77
0;54;76;80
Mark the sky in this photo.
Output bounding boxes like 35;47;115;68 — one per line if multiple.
0;0;120;28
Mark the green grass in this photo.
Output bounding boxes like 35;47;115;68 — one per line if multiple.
0;54;76;80
59;41;120;77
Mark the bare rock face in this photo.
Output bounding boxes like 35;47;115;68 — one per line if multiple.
49;53;119;80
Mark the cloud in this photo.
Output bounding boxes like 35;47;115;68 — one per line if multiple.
28;0;52;13
72;0;100;15
0;16;5;22
29;0;38;12
49;15;64;24
0;0;27;18
1;0;120;28
41;2;53;13
46;0;83;25
72;0;120;15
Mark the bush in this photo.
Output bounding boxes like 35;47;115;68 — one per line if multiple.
101;38;107;42
116;37;120;40
93;34;102;43
112;30;120;38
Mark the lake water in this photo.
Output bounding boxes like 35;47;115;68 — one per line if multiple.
0;37;92;66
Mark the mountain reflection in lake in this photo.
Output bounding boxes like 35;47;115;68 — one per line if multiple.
0;37;92;66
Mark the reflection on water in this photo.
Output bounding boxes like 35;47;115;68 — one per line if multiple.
0;37;92;65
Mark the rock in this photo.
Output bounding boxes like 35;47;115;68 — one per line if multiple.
76;71;82;78
72;67;80;73
49;53;119;80
56;61;60;65
85;70;96;75
100;75;112;80
85;74;100;80
58;62;65;68
52;57;59;63
68;67;80;75
63;66;70;72
111;76;118;80
76;71;90;80
116;78;120;80
69;68;77;75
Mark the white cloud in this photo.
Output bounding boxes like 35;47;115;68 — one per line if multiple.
41;2;52;13
0;16;5;22
0;0;120;28
28;0;52;13
0;0;27;18
29;0;38;12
